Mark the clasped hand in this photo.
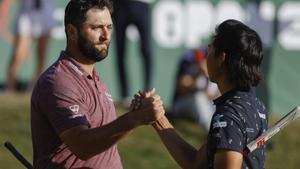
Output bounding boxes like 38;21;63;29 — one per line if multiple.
129;88;165;125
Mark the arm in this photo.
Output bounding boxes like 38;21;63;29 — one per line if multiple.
208;109;245;169
60;90;164;160
59;110;137;160
152;115;208;169
0;0;13;43
0;0;13;20
214;150;243;169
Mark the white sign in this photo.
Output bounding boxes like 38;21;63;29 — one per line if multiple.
51;1;300;50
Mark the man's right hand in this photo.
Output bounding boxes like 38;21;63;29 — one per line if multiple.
129;88;165;126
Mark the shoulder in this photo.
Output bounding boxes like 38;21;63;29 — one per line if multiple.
33;61;82;98
212;94;252;130
216;90;264;117
215;97;244;118
42;64;75;85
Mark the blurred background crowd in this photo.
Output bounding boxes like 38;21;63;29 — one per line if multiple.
1;0;299;116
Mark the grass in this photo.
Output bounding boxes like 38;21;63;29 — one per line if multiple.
1;93;300;169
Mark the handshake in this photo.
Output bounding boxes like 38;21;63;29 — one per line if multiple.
127;88;166;126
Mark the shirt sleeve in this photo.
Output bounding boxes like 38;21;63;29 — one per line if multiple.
209;110;245;154
37;75;90;134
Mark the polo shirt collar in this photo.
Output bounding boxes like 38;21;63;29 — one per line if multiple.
59;51;100;80
213;88;255;105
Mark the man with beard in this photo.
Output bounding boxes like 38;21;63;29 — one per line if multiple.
30;0;165;169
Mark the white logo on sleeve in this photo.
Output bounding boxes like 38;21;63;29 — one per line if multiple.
258;112;266;119
212;114;227;129
69;105;84;118
105;92;113;102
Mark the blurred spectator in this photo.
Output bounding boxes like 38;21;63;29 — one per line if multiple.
0;0;13;43
1;0;55;92
167;48;219;131
113;0;153;107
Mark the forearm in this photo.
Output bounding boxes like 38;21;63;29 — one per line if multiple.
74;90;164;159
152;116;198;169
61;111;137;160
0;0;13;12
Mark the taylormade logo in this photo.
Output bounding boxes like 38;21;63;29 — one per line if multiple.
69;105;84;119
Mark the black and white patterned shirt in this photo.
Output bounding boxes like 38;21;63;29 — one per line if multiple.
207;88;268;169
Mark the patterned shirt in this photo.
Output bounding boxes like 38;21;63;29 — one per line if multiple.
31;51;123;169
207;88;268;169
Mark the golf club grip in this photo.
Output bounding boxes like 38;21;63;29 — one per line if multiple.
4;142;33;169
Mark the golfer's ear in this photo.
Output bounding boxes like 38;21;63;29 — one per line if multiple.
66;24;78;42
218;52;226;66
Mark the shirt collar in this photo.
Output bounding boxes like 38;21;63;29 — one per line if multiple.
59;51;100;81
213;88;255;105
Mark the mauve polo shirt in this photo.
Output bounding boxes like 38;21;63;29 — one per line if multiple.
31;51;123;169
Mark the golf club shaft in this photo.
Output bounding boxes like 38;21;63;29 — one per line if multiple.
4;141;33;169
244;106;300;155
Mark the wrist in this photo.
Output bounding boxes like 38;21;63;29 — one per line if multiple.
152;115;173;130
125;109;143;128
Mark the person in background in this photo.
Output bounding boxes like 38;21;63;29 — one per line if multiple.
0;0;13;43
31;0;164;168
0;0;55;92
168;48;219;131
135;19;268;169
113;0;153;107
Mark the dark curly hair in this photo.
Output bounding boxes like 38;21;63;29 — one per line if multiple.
212;19;264;90
64;0;113;31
